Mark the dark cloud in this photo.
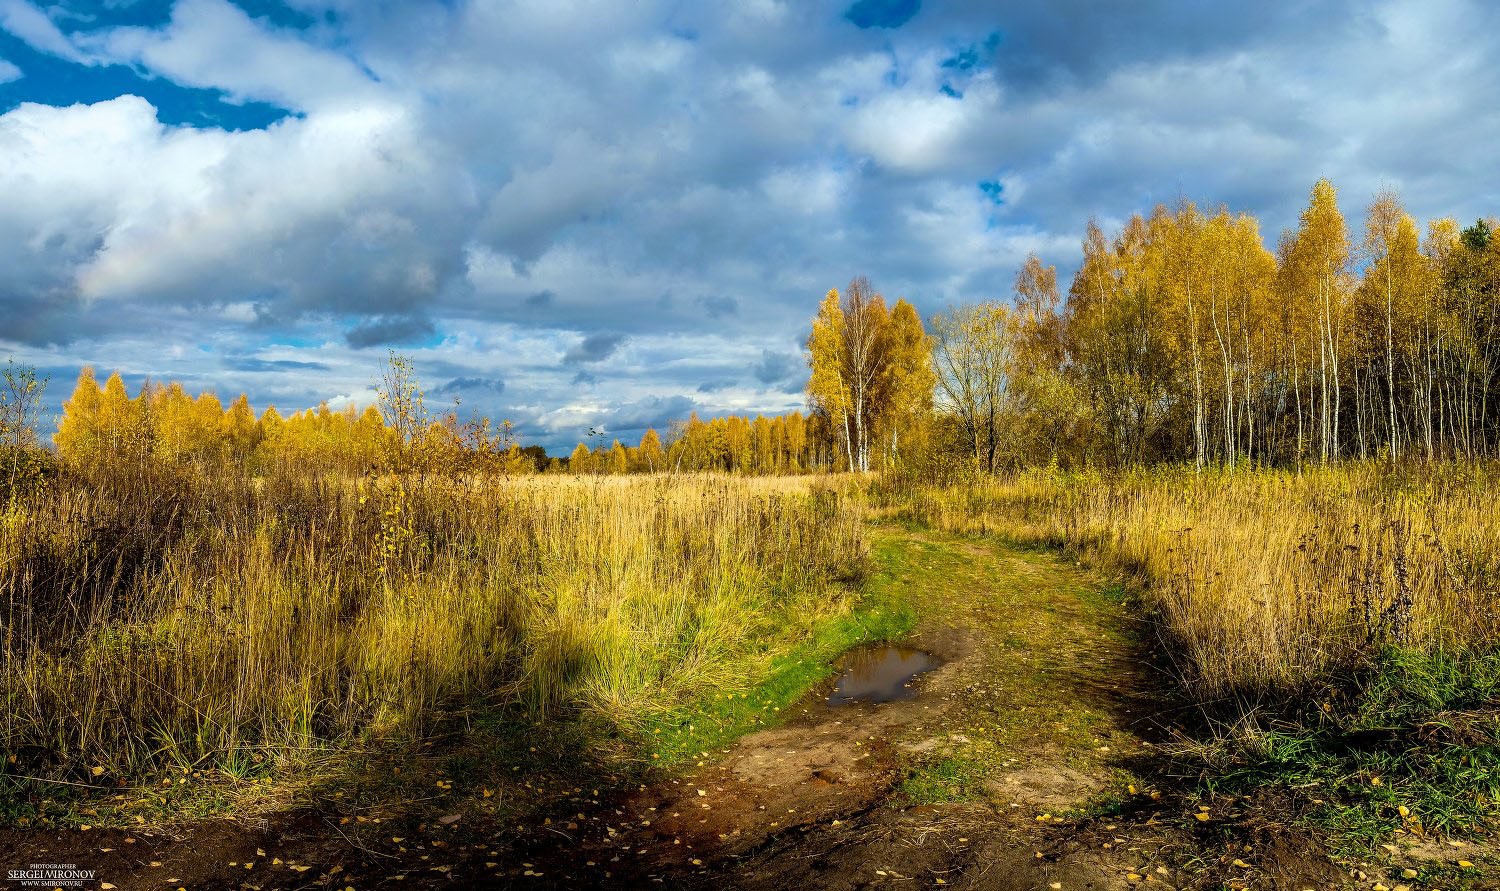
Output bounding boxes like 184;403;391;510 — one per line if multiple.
433;375;505;395
696;295;739;319
562;332;625;365
696;379;735;393
753;349;804;387
914;2;1363;94
227;357;332;372
344;315;436;348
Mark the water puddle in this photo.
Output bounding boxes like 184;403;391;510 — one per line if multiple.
826;646;939;705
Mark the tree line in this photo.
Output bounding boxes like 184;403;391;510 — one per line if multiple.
49;360;540;478
44;363;838;478
563;411;833;475
811;179;1500;473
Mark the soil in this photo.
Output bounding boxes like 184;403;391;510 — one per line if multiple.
0;528;1487;890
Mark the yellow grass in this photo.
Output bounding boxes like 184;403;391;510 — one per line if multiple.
881;463;1500;697
0;469;865;776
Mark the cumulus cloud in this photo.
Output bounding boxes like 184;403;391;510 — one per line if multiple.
0;0;88;62
89;0;377;111
3;0;1499;452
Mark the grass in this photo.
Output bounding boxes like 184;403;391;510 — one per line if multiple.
0;465;874;822
874;463;1500;847
640;539;916;766
1207;648;1500;849
11;452;1500;872
876;463;1500;700
899;755;990;804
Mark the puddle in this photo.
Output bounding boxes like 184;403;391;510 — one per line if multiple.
826;646;939;705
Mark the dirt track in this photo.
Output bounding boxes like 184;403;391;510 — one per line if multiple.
1;529;1460;889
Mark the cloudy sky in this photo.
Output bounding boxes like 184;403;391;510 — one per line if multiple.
2;0;1497;452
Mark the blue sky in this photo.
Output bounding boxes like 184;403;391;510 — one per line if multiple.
2;0;1498;453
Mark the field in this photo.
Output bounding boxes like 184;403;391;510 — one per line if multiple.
1;468;868;797
879;463;1500;699
877;463;1500;851
2;462;1498;888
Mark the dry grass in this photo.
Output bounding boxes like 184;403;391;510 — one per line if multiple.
0;467;865;779
878;463;1500;698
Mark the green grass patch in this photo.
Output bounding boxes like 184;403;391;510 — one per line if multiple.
898;756;990;805
1205;647;1500;851
639;533;918;767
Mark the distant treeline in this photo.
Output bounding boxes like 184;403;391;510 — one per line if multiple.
565;411;837;474
46;366;839;476
52;366;543;476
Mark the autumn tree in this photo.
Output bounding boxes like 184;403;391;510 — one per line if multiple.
806;277;931;472
569;441;594;474
1281;179;1352;463
55;367;102;463
376;351;428;470
1065;216;1182;465
880;299;935;467
931;302;1015;472
1011;254;1080;464
637;428;664;472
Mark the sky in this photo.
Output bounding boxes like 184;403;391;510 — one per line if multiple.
2;0;1498;454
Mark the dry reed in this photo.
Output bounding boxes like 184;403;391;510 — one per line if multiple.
879;463;1500;698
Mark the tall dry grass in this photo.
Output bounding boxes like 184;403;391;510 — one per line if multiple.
0;467;864;778
878;464;1500;699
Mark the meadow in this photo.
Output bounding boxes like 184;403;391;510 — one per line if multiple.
0;464;866;788
4;442;1499;868
876;463;1500;702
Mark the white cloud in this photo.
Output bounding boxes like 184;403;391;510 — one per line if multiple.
88;0;378;111
846;83;989;175
0;0;88;63
0;57;20;83
0;93;464;327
